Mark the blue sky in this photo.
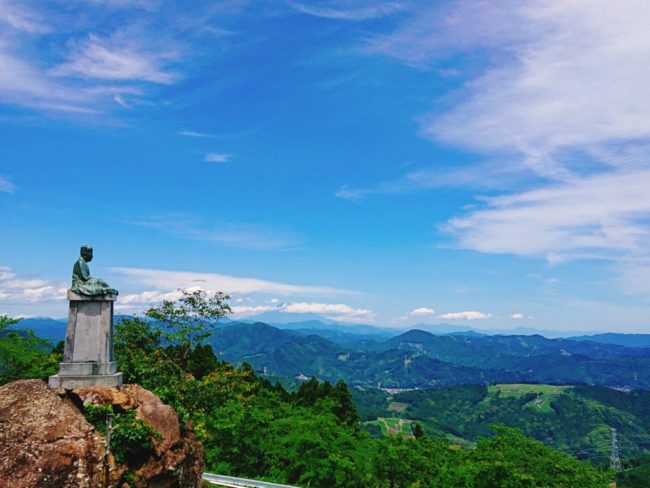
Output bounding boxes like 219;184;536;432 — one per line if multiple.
2;0;650;332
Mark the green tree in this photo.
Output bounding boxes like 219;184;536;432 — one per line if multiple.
145;289;230;370
465;426;613;488
188;343;220;380
332;379;360;427
372;435;429;488
411;422;425;438
0;315;59;385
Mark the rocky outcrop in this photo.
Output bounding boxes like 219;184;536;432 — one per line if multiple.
0;380;205;488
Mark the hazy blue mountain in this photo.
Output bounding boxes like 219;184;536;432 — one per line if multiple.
12;317;66;344
203;321;650;389
410;322;483;335
255;315;598;339
209;322;301;362
14;314;650;390
268;318;396;337
372;329;647;365
569;333;650;348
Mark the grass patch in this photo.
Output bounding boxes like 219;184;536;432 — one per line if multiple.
388;402;407;413
488;384;570;414
367;417;415;437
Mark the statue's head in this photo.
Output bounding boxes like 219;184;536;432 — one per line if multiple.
80;245;93;262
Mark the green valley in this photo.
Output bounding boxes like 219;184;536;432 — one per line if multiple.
354;383;650;466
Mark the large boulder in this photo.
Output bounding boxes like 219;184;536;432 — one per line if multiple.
0;380;205;488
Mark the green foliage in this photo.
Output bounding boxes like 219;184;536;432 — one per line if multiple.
384;384;650;465
145;289;230;369
0;315;60;385
84;403;113;436
82;403;160;465
111;296;614;488
188;343;220;380
295;377;360;427
617;454;650;487
411;422;425;438
466;426;613;488
111;410;161;464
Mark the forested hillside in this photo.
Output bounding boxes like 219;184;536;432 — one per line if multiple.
208;322;650;389
353;384;650;465
1;307;615;487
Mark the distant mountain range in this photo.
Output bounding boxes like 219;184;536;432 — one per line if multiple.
206;321;650;390
13;313;650;341
12;316;650;389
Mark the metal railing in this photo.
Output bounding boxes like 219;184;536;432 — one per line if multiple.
202;473;300;488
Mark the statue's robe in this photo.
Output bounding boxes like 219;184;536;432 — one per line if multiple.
71;257;118;296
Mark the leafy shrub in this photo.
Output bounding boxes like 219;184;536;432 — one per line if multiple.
83;403;113;436
111;410;161;464
83;403;161;465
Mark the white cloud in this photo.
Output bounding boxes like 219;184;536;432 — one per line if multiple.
0;39;100;113
364;1;650;295
0;0;49;33
336;160;524;200
439;311;491;320
230;300;376;323
424;2;650;172
203;153;230;163
111;267;355;297
179;130;215;138
510;313;524;320
0;2;197;115
410;306;434;316
444;170;650;260
52;34;176;84
282;301;373;320
368;2;529;66
0;176;16;194
118;291;374;323
0;266;67;303
230;304;279;316
289;1;406;21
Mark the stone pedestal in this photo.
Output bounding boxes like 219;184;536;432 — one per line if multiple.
48;290;123;388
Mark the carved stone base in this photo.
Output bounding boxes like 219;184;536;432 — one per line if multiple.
48;290;123;389
56;360;119;376
48;372;123;389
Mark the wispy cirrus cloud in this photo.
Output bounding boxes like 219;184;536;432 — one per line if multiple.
179;130;216;138
203;152;230;163
112;267;355;297
126;213;301;250
355;1;650;295
444;170;650;261
0;0;50;34
51;33;177;84
336;160;527;200
0;1;236;116
117;292;374;322
0;176;16;194
288;0;407;21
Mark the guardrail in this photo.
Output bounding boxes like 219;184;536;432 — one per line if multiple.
202;473;300;488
